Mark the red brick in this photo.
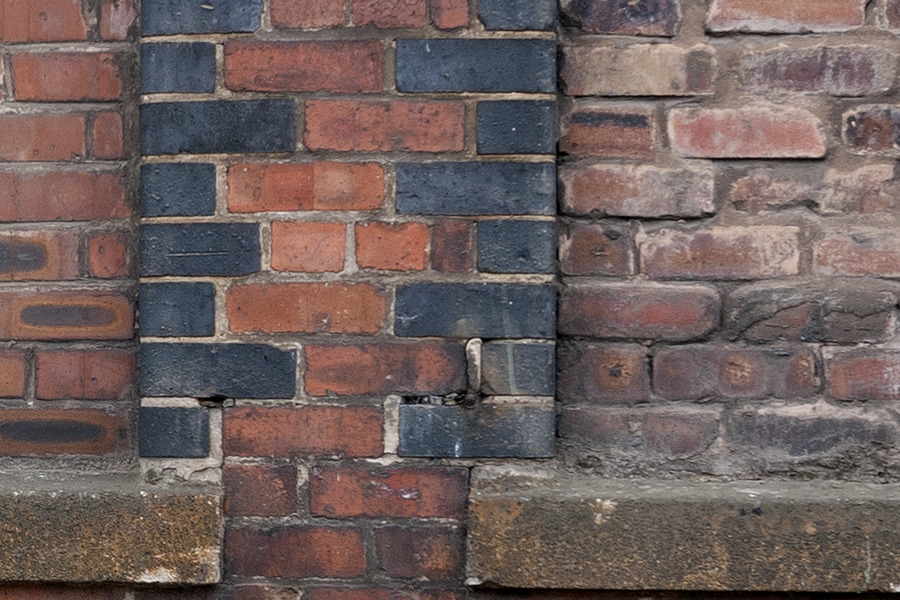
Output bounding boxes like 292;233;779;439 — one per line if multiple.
0;0;87;42
310;466;468;518
100;0;136;39
561;163;714;218
87;231;128;278
224;405;383;458
230;587;298;600
356;221;428;271
558;343;649;404
0;351;26;398
431;0;468;28
559;105;655;159
0;114;85;161
12;53;121;102
305;343;466;396
0;291;133;341
226;526;366;578
843;105;900;154
92;112;124;160
559;221;633;276
819;165;896;214
227;282;386;334
0;230;78;281
353;0;427;28
271;0;344;27
639;226;801;279
828;350;900;400
0;586;125;600
730;169;817;214
271;221;345;273
559;283;720;341
35;349;134;400
305;100;465;152
814;229;900;277
308;591;460;600
227;163;384;213
431;220;473;273
0;409;127;456
708;0;866;32
654;345;819;400
0;171;128;222
374;525;464;580
669;107;826;158
224;464;298;517
225;41;382;93
641;409;721;456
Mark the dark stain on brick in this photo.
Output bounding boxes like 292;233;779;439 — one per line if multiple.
844;108;900;152
569;111;649;128
0;419;104;444
20;304;116;327
686;50;715;93
565;0;679;36
0;242;47;274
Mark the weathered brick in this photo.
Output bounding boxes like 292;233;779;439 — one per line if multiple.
353;0;427;27
0;586;125;600
356;221;428;271
226;526;365;578
310;466;468;518
0;291;132;341
0;171;127;222
481;342;556;396
305;343;465;396
140;101;294;155
36;350;134;400
140;223;260;276
140;343;296;399
226;282;386;334
0;114;85;161
375;526;465;580
271;0;344;28
730;169;816;214
562;44;715;96
561;163;715;218
559;221;633;276
478;0;556;30
12;53;121;102
305;100;464;152
477;101;556;155
0;409;128;456
669;107;826;158
396;283;556;338
0;0;87;42
397;39;556;93
561;0;681;35
828;350;900;400
141;43;216;93
477;220;556;274
224;406;382;457
397;162;555;215
559;283;720;341
100;0;136;40
271;221;346;273
708;0;866;33
431;220;474;272
91;112;124;160
141;163;216;217
0;351;26;398
308;590;460;600
227;162;384;212
640;226;801;279
843;106;900;154
225;41;382;93
142;0;262;35
559;105;655;159
230;587;300;600
431;0;469;28
654;345;819;400
139;282;215;337
224;464;297;517
814;229;900;277
0;231;79;282
558;343;649;404
138;407;209;458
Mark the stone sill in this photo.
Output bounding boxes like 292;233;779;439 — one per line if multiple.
0;473;221;584
468;468;900;593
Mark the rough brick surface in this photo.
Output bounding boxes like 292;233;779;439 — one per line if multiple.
708;0;866;32
560;105;655;159
374;526;465;580
36;350;134;400
561;0;681;35
271;0;344;28
12;53;122;102
0;0;88;42
224;465;298;517
226;526;366;578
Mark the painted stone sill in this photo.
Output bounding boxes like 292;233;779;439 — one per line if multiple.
468;467;900;592
0;473;221;584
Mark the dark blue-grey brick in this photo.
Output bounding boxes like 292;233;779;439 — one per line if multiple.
396;162;555;216
140;223;259;277
140;283;215;337
139;407;209;458
142;0;261;35
399;403;555;458
396;39;556;93
141;43;216;93
477;100;556;155
140;343;297;399
479;0;557;30
141;163;216;217
395;283;556;339
140;100;294;155
478;220;556;274
482;342;556;396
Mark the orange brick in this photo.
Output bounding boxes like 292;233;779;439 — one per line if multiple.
12;53;121;102
356;221;428;271
0;291;133;341
100;0;136;40
305;100;465;152
271;221;345;273
92;112;124;159
0;114;85;161
87;231;128;278
271;0;344;28
353;0;427;27
227;163;384;213
0;351;26;398
36;349;134;400
0;230;79;281
431;0;469;28
0;0;88;42
0;409;127;456
709;0;865;32
0;171;128;222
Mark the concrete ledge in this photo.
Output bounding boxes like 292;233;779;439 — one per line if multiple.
468;469;900;592
0;475;221;584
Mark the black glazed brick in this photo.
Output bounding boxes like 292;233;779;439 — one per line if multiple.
479;0;557;30
398;404;555;458
396;39;556;93
482;342;556;396
138;407;210;458
395;283;556;339
141;163;216;217
142;0;262;35
140;100;295;155
140;344;297;399
140;223;260;276
478;220;556;274
140;283;215;337
396;162;555;215
477;100;556;154
141;43;216;93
